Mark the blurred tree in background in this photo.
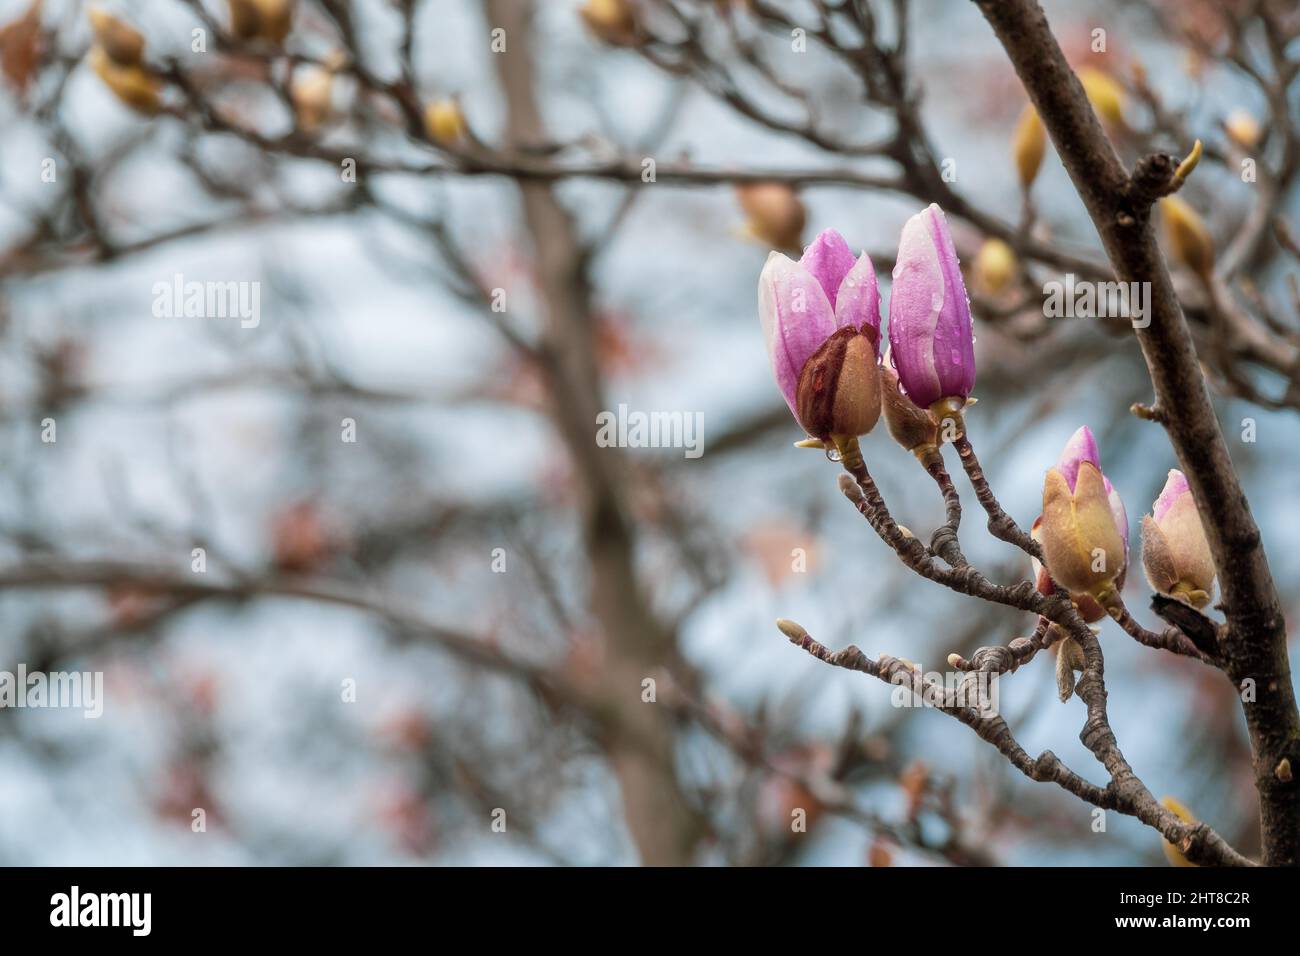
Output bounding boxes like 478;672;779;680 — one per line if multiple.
0;0;1297;865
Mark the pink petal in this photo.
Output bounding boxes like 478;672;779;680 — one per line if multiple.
758;252;837;413
799;229;857;309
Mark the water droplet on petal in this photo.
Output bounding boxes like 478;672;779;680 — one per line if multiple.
825;446;843;463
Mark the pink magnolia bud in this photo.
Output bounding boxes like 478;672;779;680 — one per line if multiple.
758;228;882;438
1038;426;1128;604
887;204;976;413
1141;470;1216;608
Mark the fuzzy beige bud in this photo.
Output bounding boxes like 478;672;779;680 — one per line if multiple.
228;0;293;44
737;182;806;254
972;238;1017;296
1160;195;1215;280
1078;66;1125;130
775;618;808;642
579;0;639;47
424;98;467;146
1225;109;1260;149
89;45;161;114
291;65;333;132
1012;105;1046;190
88;6;144;66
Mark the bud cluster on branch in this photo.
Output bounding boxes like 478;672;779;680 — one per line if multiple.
756;203;1230;863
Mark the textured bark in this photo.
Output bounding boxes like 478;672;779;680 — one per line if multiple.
975;0;1299;865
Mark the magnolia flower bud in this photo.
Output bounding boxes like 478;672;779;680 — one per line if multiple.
1141;469;1215;608
228;0;294;44
1031;517;1107;623
1039;426;1127;604
880;364;938;460
89;45;161;114
1078;66;1125;130
737;182;806;254
228;0;260;39
1160;796;1198;867
1224;108;1261;149
88;6;144;66
1012;105;1046;190
1160;195;1214;280
424;98;467;145
972;238;1017;296
579;0;639;47
887;204;976;415
291;65;333;132
758;228;882;438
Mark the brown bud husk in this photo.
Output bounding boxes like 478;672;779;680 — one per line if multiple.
795;328;881;441
228;0;293;43
880;365;937;457
1054;635;1086;701
88;6;144;66
1012;105;1046;189
89;45;160;114
1160;195;1214;279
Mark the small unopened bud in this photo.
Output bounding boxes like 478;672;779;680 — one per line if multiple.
292;64;334;132
1160;195;1214;280
579;0;639;47
228;0;294;44
1012;105;1046;190
88;6;145;66
89;46;161;114
1160;796;1198;867
1141;470;1215;608
972;238;1017;296
737;182;805;254
775;618;808;642
1276;758;1293;783
1054;636;1083;701
424;98;468;146
880;364;938;459
1078;66;1126;131
1224;109;1260;149
1039;427;1127;604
